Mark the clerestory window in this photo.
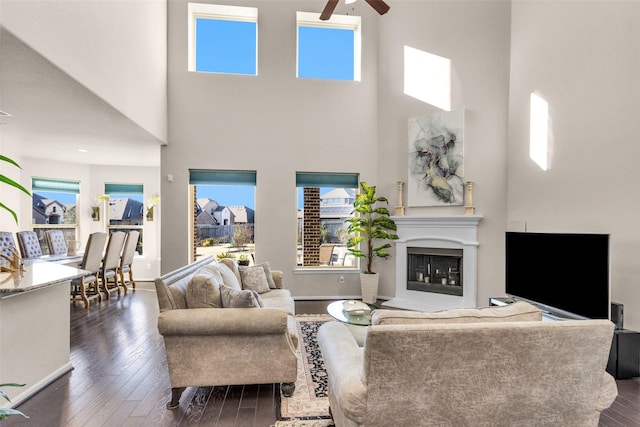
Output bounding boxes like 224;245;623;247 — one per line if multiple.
188;3;258;75
296;12;361;81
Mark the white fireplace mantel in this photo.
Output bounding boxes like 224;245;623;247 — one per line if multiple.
383;215;483;312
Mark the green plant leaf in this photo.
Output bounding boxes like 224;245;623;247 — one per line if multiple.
0;408;29;419
0;201;18;225
0;174;30;197
0;155;21;168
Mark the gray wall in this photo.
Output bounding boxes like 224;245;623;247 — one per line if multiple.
163;0;380;298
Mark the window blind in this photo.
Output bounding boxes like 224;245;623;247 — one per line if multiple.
32;178;80;194
295;172;359;188
189;169;257;185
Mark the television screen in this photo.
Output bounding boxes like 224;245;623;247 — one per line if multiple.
505;232;610;320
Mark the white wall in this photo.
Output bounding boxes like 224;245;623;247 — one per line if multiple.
508;1;640;329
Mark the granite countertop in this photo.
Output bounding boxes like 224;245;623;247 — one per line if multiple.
0;260;88;295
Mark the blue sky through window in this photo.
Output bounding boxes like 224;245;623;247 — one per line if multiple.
197;185;255;210
34;191;76;204
298;26;354;80
195;18;256;75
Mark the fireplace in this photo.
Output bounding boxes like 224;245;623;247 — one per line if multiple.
407;247;463;296
383;215;483;312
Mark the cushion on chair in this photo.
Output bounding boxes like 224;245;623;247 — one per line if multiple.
371;301;542;325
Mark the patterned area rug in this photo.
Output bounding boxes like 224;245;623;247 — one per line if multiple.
275;314;334;427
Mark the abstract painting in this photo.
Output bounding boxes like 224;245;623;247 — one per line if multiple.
407;110;464;206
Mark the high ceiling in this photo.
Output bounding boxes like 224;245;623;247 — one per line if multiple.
0;27;163;167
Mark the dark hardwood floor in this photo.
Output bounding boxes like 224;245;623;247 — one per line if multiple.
4;284;640;426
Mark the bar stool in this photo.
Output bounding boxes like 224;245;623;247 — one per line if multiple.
101;231;127;299
16;230;43;259
119;230;139;292
70;232;107;309
0;231;17;270
45;230;68;255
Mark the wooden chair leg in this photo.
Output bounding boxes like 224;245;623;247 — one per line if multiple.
129;269;135;290
102;276;111;300
79;277;89;309
119;270;128;295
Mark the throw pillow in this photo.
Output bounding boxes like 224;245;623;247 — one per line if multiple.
259;262;277;289
220;285;261;308
239;265;271;294
186;272;222;308
215;262;242;291
218;258;242;284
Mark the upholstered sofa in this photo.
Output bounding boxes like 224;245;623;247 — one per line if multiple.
318;302;618;427
154;256;298;409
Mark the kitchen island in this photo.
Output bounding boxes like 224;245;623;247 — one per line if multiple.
0;260;86;407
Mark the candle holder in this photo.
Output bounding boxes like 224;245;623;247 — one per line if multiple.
464;181;475;215
395;181;405;216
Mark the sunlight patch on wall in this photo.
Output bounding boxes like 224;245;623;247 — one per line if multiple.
404;46;451;111
530;92;549;171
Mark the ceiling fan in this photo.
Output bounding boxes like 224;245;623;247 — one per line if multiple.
320;0;390;21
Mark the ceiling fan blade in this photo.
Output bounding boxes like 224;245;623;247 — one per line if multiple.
364;0;390;15
320;0;340;20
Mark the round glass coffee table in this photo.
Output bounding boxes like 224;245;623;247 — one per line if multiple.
327;300;373;345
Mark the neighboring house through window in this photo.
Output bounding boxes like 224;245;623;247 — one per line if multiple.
105;183;144;255
190;169;256;263
188;3;258;75
296;172;359;267
31;177;79;254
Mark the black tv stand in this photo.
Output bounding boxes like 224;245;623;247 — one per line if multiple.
489;297;640;379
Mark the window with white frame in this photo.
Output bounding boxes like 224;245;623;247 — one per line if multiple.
188;3;258;75
296;11;361;81
296;172;359;268
31;177;79;254
105;183;144;255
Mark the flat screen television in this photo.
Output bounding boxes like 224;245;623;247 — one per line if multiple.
505;231;610;320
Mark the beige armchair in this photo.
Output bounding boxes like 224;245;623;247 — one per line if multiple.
318;302;617;427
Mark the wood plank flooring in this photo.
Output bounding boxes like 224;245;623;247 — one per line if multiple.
4;284;640;426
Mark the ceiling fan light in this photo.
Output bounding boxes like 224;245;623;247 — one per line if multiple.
345;0;357;4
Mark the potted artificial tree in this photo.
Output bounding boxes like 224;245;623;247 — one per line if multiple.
345;182;399;303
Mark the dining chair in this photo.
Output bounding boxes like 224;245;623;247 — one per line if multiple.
100;231;127;300
16;230;43;259
118;230;139;292
70;232;108;309
44;229;67;256
0;231;17;270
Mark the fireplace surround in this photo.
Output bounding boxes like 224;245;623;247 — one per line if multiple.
383;215;483;312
